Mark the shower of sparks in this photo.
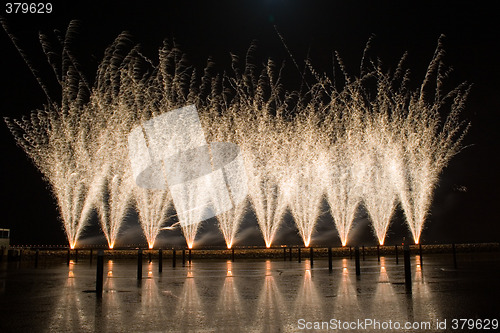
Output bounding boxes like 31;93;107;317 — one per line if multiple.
324;103;366;247
201;108;248;249
362;114;400;245
4;24;469;248
134;188;173;249
90;83;136;248
288;111;329;247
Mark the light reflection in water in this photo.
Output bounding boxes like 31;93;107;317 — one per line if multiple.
305;259;312;272
255;274;286;331
330;257;358;320
380;257;387;280
211;261;243;330
410;257;440;324
370;257;404;323
138;274;170;331
102;262;119;331
174;268;207;331
108;260;113;277
42;257;449;331
49;266;92;332
293;268;323;323
186;261;195;278
342;258;349;275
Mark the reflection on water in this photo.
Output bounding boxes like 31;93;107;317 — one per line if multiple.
212;261;243;330
265;259;272;276
411;256;441;325
342;258;348;274
174;267;207;331
14;255;492;332
371;257;403;321
254;275;286;331
329;258;359;321
293;268;323;323
226;260;233;277
107;260;113;277
147;262;153;278
49;265;93;332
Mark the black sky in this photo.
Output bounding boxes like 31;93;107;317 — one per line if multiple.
1;0;499;246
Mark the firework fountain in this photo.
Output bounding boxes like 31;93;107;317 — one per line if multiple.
357;41;470;244
288;111;329;247
3;23;106;249
225;58;296;248
4;23;469;248
394;45;470;244
137;44;203;249
88;36;139;248
201;104;249;249
357;66;406;246
324;95;367;247
362;114;400;245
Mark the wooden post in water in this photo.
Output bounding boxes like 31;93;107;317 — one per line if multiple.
377;244;380;262
96;250;104;298
182;249;185;266
355;246;360;276
403;244;412;294
298;247;301;263
283;247;287;261
67;249;70;266
289;247;292;261
172;249;176;267
158;249;163;273
309;247;314;268
395;245;399;264
328;247;333;272
188;249;192;264
137;249;143;280
90;249;93;265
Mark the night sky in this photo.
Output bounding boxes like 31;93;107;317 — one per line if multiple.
1;1;499;246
